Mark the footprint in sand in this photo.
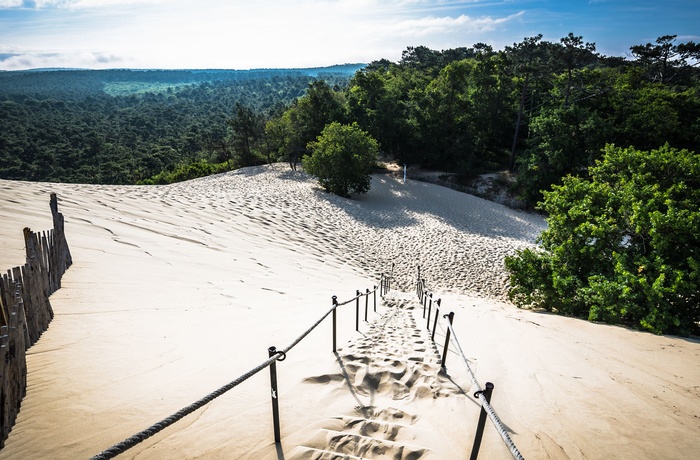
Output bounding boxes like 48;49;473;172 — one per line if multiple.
296;295;463;459
295;406;426;460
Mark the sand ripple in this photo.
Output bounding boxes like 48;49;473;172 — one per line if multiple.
165;164;546;300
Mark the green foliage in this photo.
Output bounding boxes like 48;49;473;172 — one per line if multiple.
516;103;611;204
227;103;265;167
264;80;347;166
138;159;230;185
303;122;379;197
0;69;355;184
505;144;700;335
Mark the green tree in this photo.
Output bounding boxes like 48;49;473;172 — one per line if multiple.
295;80;347;146
303;122;379;197
516;103;611;204
505;144;700;335
506;34;545;170
228;102;263;167
556;33;597;107
631;35;700;84
266;80;347;168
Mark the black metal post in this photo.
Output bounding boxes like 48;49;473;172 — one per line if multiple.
373;286;377;312
355;290;360;331
332;296;338;352
426;293;433;325
423;291;428;318
440;312;455;369
268;346;282;443
364;288;369;321
470;382;495;460
431;300;441;341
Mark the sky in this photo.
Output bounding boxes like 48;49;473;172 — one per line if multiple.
0;0;698;70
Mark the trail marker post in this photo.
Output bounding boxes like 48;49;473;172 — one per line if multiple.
470;382;495;459
332;296;338;352
355;290;360;331
441;312;455;369
268;346;283;443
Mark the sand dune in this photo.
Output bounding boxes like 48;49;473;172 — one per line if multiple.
0;164;698;459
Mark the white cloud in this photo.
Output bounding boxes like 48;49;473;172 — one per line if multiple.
29;0;74;7
391;11;523;37
0;48;129;69
0;0;526;69
0;0;23;7
66;0;169;8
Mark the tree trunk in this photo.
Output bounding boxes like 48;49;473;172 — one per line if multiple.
510;73;529;171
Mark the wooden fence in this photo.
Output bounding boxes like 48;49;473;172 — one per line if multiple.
0;193;72;448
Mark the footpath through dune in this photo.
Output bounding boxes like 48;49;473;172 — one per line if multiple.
287;292;469;460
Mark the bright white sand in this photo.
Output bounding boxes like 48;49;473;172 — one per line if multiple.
0;164;698;459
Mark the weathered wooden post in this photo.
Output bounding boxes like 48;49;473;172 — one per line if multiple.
49;193;72;278
373;286;377;312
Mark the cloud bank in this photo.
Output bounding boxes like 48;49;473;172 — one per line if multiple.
0;1;526;69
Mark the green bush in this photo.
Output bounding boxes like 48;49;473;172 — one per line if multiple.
138;159;230;185
505;144;700;335
303;122;379;197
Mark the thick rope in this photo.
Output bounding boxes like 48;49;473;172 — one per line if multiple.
90;286;379;460
445;321;524;460
90;353;281;460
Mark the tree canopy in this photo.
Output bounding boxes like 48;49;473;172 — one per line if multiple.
303;122;379;197
0;68;357;184
505;144;700;335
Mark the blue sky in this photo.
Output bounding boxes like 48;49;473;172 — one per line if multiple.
0;0;698;70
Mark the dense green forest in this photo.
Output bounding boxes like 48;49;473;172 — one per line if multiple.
0;66;362;184
1;35;698;207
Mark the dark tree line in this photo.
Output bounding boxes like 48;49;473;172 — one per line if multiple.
262;35;699;207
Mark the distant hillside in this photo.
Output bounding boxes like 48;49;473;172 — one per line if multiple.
0;65;366;98
0;65;363;184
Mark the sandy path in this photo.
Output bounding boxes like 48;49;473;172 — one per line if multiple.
289;294;467;459
0;164;698;459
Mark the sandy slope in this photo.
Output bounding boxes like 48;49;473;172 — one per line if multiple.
0;164;698;459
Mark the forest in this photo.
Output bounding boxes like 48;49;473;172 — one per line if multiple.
1;35;699;206
0;65;361;184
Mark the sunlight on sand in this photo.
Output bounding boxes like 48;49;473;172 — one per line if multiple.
0;164;698;459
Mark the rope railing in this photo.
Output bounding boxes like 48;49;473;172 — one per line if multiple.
90;281;384;459
90;354;283;460
444;321;524;460
415;265;524;460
